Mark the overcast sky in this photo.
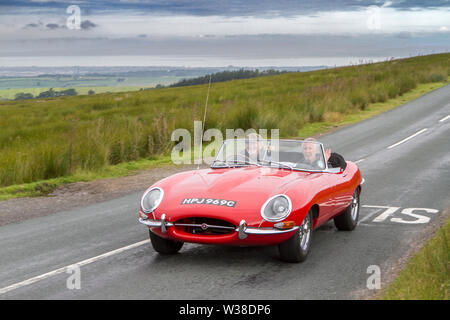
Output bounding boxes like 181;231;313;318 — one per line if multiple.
0;0;449;67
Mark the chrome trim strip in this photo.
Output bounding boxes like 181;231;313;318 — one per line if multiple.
139;218;299;237
161;213;167;233
138;218;173;228
237;219;298;237
320;143;329;171
243;226;300;235
238;220;247;239
173;223;235;230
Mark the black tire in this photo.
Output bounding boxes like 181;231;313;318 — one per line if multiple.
334;188;360;231
278;210;313;263
149;230;184;254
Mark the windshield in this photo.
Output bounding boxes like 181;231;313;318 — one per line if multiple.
212;139;327;171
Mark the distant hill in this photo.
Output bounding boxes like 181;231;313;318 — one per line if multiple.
168;69;289;87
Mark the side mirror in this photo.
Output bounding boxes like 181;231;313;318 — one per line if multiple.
325;167;343;174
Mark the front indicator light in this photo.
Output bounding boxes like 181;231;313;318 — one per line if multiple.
139;211;148;220
274;221;295;230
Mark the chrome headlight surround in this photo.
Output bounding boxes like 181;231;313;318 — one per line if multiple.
141;187;164;214
260;194;292;222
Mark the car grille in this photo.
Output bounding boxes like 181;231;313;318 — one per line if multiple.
174;217;236;235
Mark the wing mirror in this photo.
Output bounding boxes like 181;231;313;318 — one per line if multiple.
325;167;343;174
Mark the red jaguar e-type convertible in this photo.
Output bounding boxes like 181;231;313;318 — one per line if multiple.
139;139;364;262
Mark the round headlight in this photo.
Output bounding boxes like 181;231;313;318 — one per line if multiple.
261;194;292;222
141;187;164;213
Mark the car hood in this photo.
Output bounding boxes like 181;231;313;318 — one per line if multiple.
152;166;317;226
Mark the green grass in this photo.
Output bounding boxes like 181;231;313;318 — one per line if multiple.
381;218;450;300
0;53;449;198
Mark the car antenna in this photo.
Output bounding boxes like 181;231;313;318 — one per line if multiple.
198;73;212;170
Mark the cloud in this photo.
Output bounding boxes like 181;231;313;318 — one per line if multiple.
21;19;96;31
46;23;64;29
2;1;450;17
1;1;448;67
23;22;42;29
80;20;97;30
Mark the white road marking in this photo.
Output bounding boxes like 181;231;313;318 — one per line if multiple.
0;239;149;295
390;208;439;224
355;159;365;164
359;206;383;223
362;205;439;224
387;128;428;149
365;205;401;223
439;114;450;122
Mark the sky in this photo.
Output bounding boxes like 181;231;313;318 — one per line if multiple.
0;0;449;67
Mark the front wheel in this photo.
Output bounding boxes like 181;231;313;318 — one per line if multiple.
149;230;184;254
278;210;313;263
333;188;360;231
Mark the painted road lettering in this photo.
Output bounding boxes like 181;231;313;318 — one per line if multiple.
362;205;439;224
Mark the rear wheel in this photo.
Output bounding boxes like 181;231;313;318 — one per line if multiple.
334;188;360;231
149;230;184;254
278;210;313;263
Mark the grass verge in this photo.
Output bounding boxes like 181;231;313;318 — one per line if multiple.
0;78;448;202
0;155;172;201
381;217;450;300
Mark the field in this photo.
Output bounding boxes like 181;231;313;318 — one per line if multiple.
0;75;186;100
0;53;449;189
0;86;147;100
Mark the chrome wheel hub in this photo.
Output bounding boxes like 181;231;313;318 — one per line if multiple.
350;192;359;221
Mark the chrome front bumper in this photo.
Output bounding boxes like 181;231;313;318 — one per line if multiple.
138;215;299;240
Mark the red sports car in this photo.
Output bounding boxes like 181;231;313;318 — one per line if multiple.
139;139;364;262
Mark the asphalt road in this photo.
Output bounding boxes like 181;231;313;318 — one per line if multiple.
1;85;449;299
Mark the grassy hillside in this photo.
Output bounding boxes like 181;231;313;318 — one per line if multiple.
0;53;449;188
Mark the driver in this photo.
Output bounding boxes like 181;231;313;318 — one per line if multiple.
301;137;347;170
243;133;264;162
